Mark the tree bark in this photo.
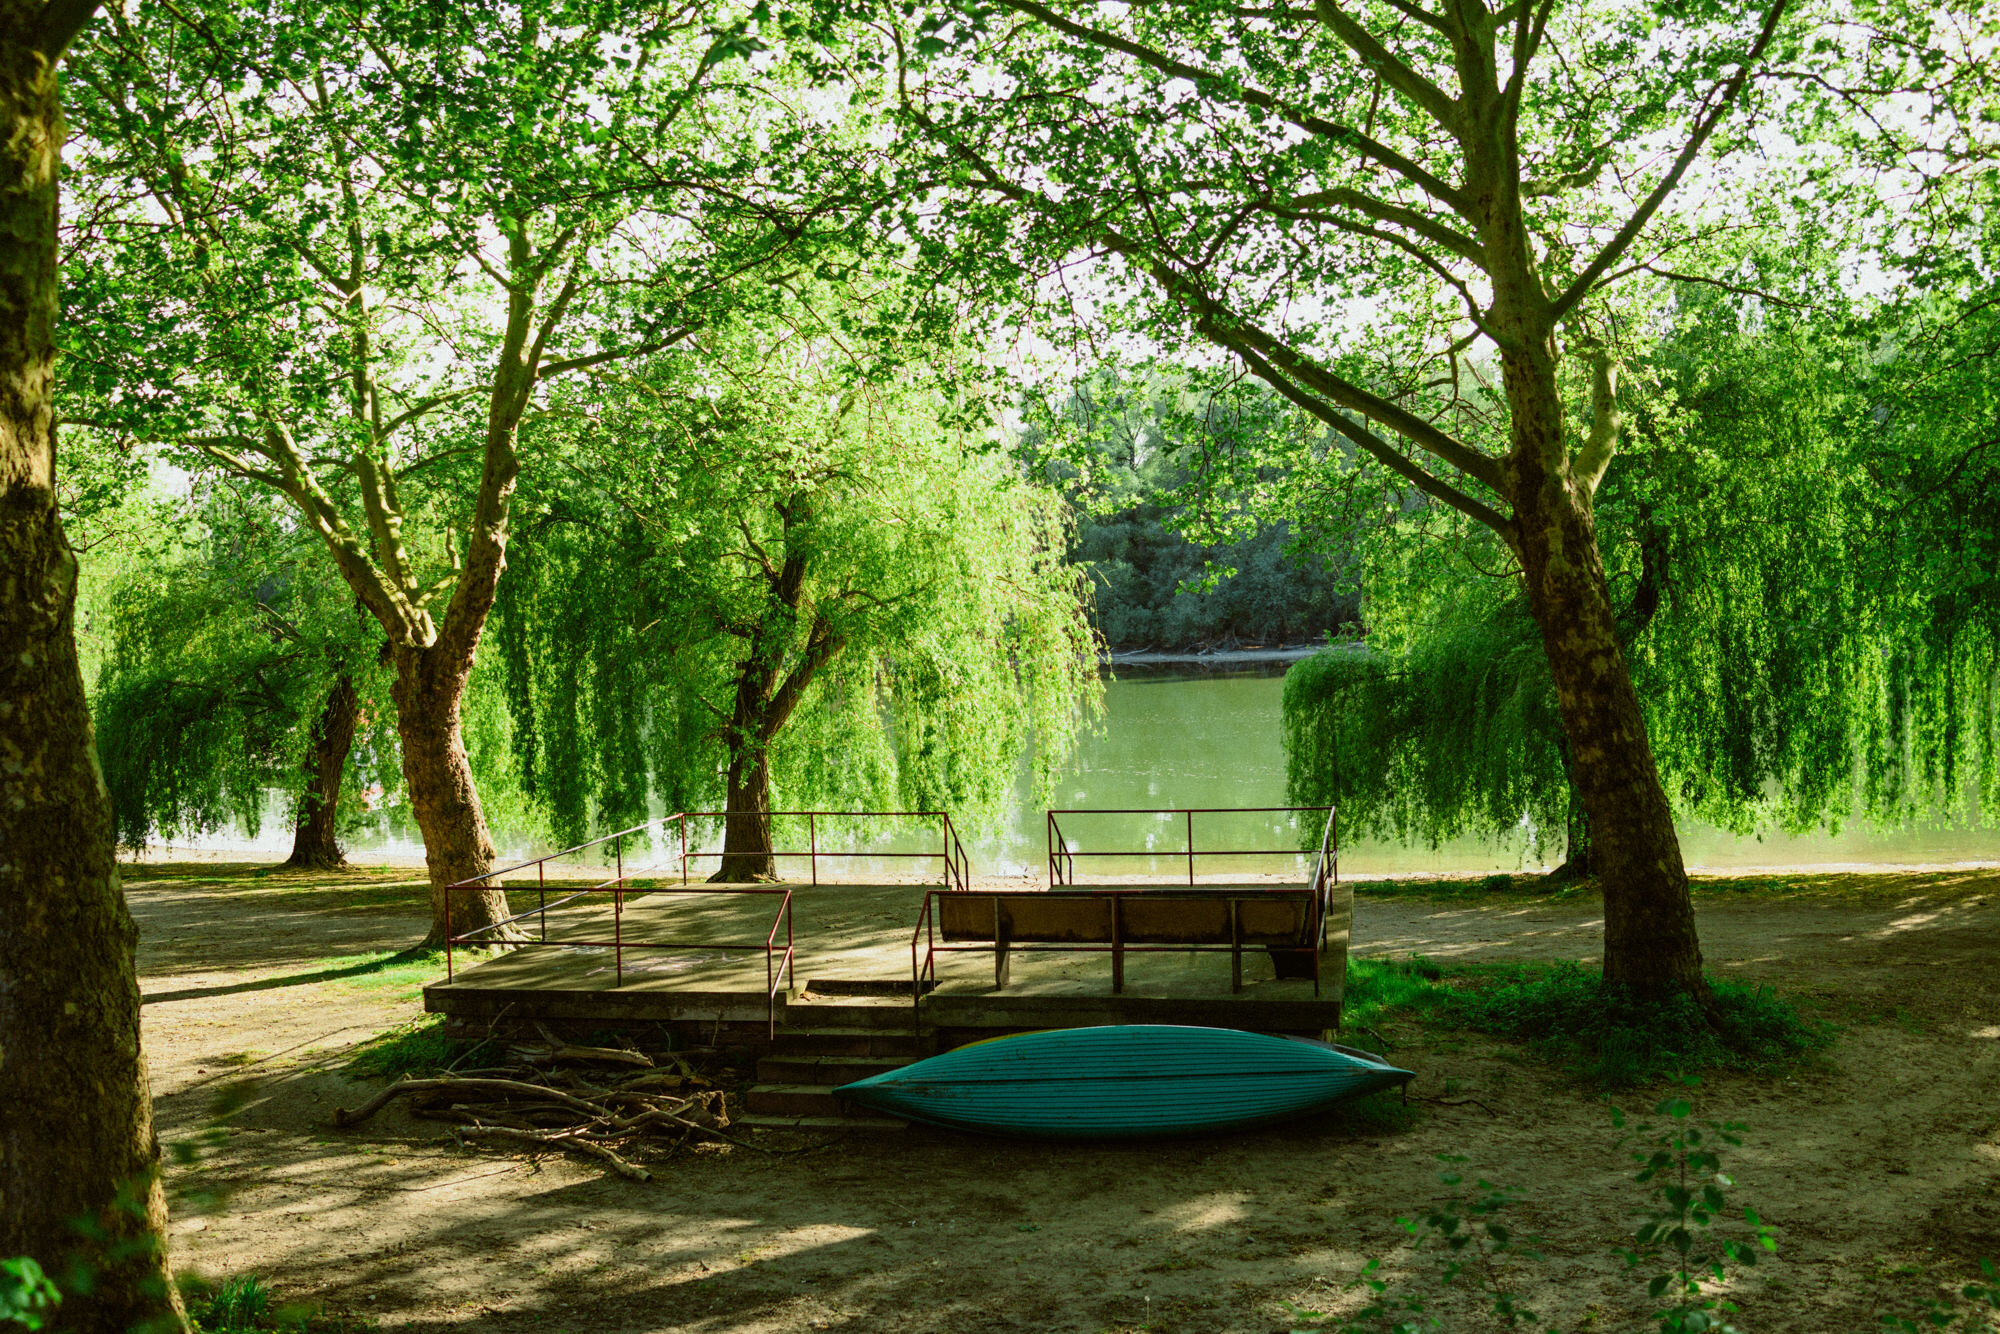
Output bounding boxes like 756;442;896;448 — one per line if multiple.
1503;352;1704;999
392;645;516;947
0;15;186;1330
281;672;359;870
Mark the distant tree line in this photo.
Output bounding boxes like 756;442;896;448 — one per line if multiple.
1017;372;1359;652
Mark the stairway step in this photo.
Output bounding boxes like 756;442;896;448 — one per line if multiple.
771;1026;920;1058
782;999;921;1032
736;1112;908;1133
755;1054;913;1084
747;1082;883;1117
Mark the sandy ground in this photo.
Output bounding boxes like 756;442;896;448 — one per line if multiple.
130;863;2000;1333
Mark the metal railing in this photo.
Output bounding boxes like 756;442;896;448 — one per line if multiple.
664;810;971;891
912;883;1325;1000
1046;806;1336;889
441;809;972;1036
910;805;1341;1005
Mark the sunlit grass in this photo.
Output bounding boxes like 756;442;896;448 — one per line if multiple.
344;1014;473;1079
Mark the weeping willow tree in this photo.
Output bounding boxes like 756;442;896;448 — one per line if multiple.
92;482;396;864
1287;292;2000;863
496;288;1103;877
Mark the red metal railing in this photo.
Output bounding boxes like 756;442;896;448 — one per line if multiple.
911;805;1340;1004
663;810;970;891
913;884;1325;998
441;809;972;1036
1046;806;1336;889
443;816;799;1035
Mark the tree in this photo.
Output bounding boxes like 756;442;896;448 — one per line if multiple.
866;0;1875;998
495;289;1103;878
0;0;185;1326
1284;291;2000;867
64;0;864;943
91;483;392;868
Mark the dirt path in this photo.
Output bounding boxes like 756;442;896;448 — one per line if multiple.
129;865;2000;1333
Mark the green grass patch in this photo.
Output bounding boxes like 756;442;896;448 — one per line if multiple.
1450;960;1833;1086
315;948;447;999
1343;955;1455;1030
344;1014;482;1080
181;1274;365;1333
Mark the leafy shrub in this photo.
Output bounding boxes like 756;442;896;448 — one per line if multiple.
0;1259;60;1331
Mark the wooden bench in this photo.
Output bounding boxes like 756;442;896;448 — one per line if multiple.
923;888;1333;995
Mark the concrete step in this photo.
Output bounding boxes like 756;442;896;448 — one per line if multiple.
736;1112;908;1133
770;1026;921;1058
755;1053;913;1084
746;1082;887;1117
782;998;921;1032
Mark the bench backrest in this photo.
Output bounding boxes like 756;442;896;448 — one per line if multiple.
937;890;1314;946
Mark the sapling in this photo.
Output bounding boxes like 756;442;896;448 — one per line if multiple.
1287;1155;1554;1333
1612;1083;1778;1334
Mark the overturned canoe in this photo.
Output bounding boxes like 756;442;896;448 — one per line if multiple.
833;1025;1413;1137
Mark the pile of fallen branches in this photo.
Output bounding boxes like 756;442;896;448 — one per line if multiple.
331;1030;754;1181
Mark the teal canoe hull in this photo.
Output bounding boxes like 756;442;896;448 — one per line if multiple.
833;1025;1414;1137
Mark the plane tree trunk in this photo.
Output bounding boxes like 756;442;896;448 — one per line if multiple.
1500;341;1704;999
281;672;359;871
0;13;186;1329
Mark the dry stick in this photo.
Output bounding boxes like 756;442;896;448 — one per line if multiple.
454;1125;652;1182
332;1076;609;1127
527;1021;655;1067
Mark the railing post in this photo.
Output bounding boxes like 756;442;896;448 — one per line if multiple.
1186;809;1195;886
680;815;688;885
445;879;453;981
614;834;624;985
538;860;546;942
809;812;817;887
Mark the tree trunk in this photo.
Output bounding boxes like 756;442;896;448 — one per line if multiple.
1545;738;1594;884
714;744;779;882
391;645;516;947
281;673;359;870
1505;352;1704;1000
0;21;186;1331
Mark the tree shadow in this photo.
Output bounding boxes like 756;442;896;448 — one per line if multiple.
142;948;438;1005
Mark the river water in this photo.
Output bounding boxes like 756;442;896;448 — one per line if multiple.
184;665;2000;878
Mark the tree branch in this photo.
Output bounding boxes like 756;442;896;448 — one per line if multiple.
1548;0;1791;322
1280;185;1484;263
1311;0;1460;130
35;0;103;62
1572;350;1618;495
1223;334;1512;534
989;0;1474;215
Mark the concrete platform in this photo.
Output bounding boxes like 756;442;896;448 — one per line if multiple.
422;879;1349;1040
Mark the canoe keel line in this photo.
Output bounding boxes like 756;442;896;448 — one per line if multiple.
834;1025;1413;1137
